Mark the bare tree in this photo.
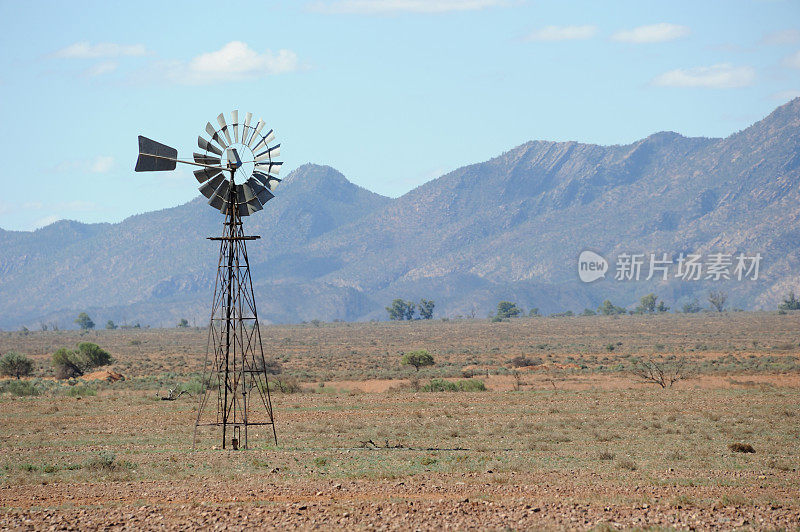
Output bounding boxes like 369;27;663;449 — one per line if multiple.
631;357;691;388
157;386;188;401
708;290;727;312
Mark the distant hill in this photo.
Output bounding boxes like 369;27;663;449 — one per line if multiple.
2;99;799;329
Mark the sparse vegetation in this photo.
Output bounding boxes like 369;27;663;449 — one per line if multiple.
418;299;435;320
0;352;33;379
631;357;691;388
681;298;702;313
494;301;522;321
779;291;800;311
401;350;434;372
51;342;113;379
386;299;416;321
598;299;626;315
708;290;727;312
74;312;95;330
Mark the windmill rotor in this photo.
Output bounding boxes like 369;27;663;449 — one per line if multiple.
135;110;284;217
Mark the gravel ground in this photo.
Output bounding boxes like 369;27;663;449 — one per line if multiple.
2;474;799;530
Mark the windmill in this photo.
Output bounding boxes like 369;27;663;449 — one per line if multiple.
135;111;282;449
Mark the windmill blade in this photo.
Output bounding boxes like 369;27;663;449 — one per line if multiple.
237;202;253;217
254;144;281;162
194;168;222;184
199;174;225;197
239;182;257;203
208;178;231;208
217;113;232;145
231;110;239;143
198;136;223;156
253;171;281;190
246;176;267;195
247;120;266;148
247;199;263;214
209;194;225;210
135;135;177;172
193;152;221;166
253;129;276;153
255;161;283;176
256;186;275;205
242;112;253;145
205;122;228;149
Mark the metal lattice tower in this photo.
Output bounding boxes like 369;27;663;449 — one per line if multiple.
134;111;284;449
193;182;277;449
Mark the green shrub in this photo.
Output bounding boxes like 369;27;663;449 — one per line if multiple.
52;342;113;379
401;350;435;371
64;384;97;397
0;352;34;379
0;380;39;396
422;378;486;392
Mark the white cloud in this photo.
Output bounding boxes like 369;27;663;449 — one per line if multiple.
56;156;114;173
86;61;118;77
761;29;800;46
525;25;597;42
651;63;755;89
186;42;298;82
783;50;800;69
54;41;147;58
612;23;690;43
308;0;508;14
90;156;114;173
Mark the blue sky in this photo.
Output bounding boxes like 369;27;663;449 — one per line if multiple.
0;0;798;231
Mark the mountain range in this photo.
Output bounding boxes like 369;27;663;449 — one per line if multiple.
1;98;799;329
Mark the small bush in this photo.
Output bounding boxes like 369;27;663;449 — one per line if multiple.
0;352;34;379
422;378;485;392
509;355;542;368
616;458;638;471
598;451;615;461
0;380;39;396
64;384;97;397
84;451;134;471
273;376;302;394
313;457;327;467
728;442;755;453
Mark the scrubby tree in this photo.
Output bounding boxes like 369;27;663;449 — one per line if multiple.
528;307;540;317
779;291;800;311
0;352;33;379
105;320;117;330
681;299;702;313
598;299;626;315
708;291;727;312
177;318;189;328
418;299;435;320
52;342;113;379
635;293;670;314
386;299;416;320
582;308;596;316
401;350;434;372
496;301;522;320
631;357;691;388
74;312;95;330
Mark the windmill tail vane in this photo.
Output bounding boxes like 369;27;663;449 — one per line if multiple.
134;110;284;449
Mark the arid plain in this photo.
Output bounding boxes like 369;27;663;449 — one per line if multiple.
1;312;799;530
